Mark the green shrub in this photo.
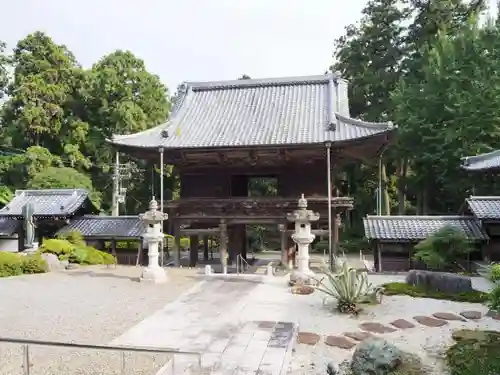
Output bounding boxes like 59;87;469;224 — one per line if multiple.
57;230;85;246
40;239;74;256
382;282;488;303
413;225;472;270
488;285;500;312
21;254;48;274
0;251;23;277
69;246;116;265
490;263;500;283
447;329;500;375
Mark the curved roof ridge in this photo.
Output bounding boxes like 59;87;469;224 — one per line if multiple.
365;215;471;220
462;148;500;163
186;73;347;91
335;113;396;130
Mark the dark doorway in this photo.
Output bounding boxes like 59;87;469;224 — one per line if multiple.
247;176;280;254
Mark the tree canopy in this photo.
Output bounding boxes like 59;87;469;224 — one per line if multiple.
0;32;172;213
0;3;499;243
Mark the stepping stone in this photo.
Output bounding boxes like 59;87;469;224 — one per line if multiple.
257;321;276;329
413;316;448;327
460;311;482;320
390;319;415;329
344;331;374;341
325;335;356;349
433;312;466;321
297;332;321;345
359;322;397;334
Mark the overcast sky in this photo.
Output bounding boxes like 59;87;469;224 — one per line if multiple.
1;0;497;92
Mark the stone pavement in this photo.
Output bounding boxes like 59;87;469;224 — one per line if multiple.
111;277;298;375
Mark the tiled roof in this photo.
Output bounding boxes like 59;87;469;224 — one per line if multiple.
363;215;488;241
0;189;90;218
57;216;147;239
462;149;500;171
109;74;396;150
0;219;20;237
466;196;500;220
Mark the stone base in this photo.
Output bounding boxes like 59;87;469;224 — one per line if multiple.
140;266;167;284
289;269;316;286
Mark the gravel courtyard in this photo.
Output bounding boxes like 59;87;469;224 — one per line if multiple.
0;266;201;375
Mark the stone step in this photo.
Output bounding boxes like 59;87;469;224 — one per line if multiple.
156;321;298;375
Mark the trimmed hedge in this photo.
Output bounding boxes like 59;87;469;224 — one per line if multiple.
0;251;48;277
41;239;116;266
382;282;488;303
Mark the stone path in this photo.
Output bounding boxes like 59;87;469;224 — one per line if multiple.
297;309;495;350
112;278;297;375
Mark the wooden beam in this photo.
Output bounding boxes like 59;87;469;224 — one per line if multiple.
180;228;220;235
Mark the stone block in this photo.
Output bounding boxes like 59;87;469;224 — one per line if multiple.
405;269;473;294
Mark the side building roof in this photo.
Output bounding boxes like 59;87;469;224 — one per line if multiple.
57;216;147;240
464;196;500;220
109;74;396;151
0;189;92;219
363;215;488;242
461;149;500;171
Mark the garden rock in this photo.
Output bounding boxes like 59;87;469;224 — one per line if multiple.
41;253;61;271
405;269;473;294
350;337;403;375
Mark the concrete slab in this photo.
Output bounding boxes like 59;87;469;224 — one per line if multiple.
111;277;298;375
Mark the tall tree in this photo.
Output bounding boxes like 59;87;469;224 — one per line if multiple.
392;16;500;213
0;40;11;100
1;32;89;168
84;50;172;212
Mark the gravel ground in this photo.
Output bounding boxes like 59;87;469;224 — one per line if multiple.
0;266;201;375
287;273;499;375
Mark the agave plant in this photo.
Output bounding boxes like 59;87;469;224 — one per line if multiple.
312;261;379;314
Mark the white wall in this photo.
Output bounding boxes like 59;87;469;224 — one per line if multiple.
0;238;19;252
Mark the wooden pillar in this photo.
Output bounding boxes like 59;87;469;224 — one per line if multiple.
203;235;209;261
227;226;236;265
241;225;247;260
173;221;181;267
332;213;340;261
219;220;228;273
279;223;287;266
189;235;199;267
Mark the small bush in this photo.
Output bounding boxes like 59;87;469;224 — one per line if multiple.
40;239;74;256
69;246;116;265
447;329;500;375
488;285;500;312
382;282;488;303
57;230;85;246
0;252;23;277
21;254;48;274
413;225;472;271
490;263;500;283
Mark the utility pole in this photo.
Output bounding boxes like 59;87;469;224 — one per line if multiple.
111;152;132;216
112;152;120;216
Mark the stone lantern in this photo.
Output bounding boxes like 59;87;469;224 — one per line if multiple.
287;194;319;285
139;198;168;284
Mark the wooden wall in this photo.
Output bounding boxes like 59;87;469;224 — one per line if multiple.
179;163;329;199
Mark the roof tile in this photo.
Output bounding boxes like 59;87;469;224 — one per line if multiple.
0;189;90;218
462;149;500;171
110;74;395;149
466;196;500;220
363;215;488;241
57;216;147;239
